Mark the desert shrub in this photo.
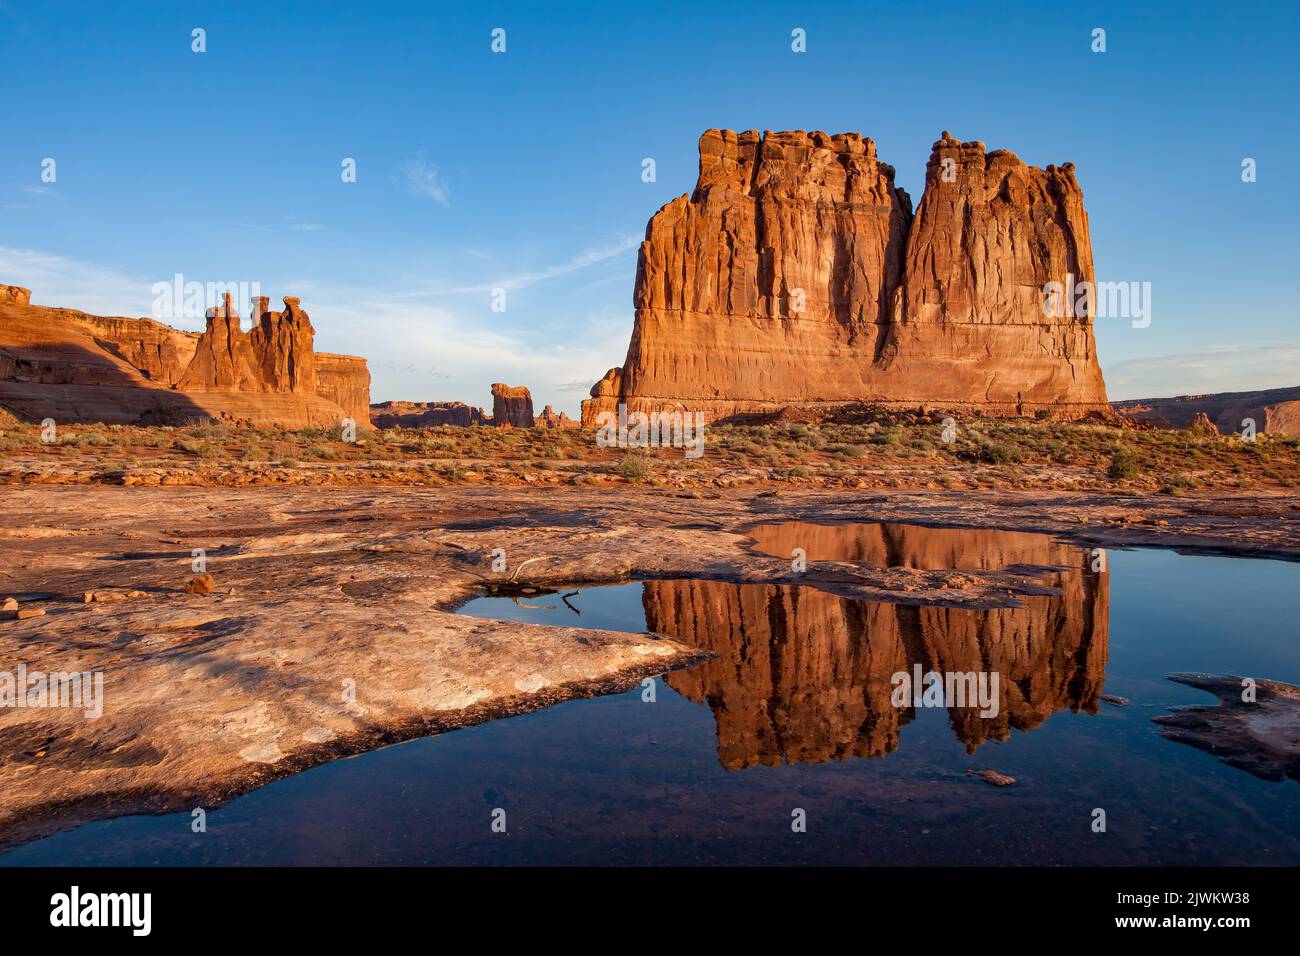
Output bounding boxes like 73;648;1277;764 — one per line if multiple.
619;453;653;482
1108;445;1140;480
1158;473;1199;495
305;444;338;461
829;443;869;458
978;441;1023;465
178;439;218;457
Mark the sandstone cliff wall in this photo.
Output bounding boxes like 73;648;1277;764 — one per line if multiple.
584;129;1110;424
315;353;372;425
0;286;371;428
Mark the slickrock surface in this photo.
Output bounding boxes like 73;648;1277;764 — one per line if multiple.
584;129;1109;423
1115;386;1300;437
0;284;371;428
370;400;487;428
1154;674;1300;782
1;484;1297;847
491;383;534;427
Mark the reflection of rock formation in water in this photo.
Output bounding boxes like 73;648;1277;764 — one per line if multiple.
652;524;1109;768
747;520;1076;571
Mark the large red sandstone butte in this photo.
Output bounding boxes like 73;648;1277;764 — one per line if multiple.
583;129;1109;424
0;285;371;428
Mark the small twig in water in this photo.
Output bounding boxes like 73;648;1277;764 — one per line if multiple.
511;596;556;610
560;591;581;615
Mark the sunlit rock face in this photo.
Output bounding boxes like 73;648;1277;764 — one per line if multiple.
0;286;371;427
176;293;265;393
582;129;1109;424
884;133;1107;412
491;383;534;427
650;523;1109;769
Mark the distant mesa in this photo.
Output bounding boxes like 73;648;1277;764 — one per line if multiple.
370;400;486;429
372;386;576;429
0;284;370;429
1114;386;1300;437
582;128;1110;425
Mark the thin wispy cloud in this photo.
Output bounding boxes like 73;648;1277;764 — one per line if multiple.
229;218;327;234
433;235;640;295
399;156;450;206
0;246;161;320
1;243;629;414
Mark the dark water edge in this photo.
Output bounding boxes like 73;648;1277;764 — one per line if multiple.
2;529;1298;866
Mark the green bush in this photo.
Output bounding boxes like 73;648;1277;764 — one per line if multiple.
1108;445;1140;480
619;453;653;482
978;441;1023;465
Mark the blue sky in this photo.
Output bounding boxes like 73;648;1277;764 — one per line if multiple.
2;0;1297;412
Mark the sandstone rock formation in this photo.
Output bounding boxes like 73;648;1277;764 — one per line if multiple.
491;383;534;427
370;391;569;430
583;129;1109;424
1114;386;1300;437
1;286;30;307
655;522;1108;768
0;284;371;428
315;353;372;426
176;293;265;392
887;132;1107;412
536;404;577;428
247;295;318;395
1189;411;1221;436
370;400;486;428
